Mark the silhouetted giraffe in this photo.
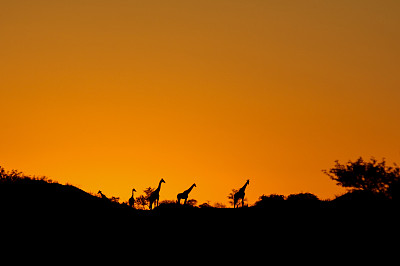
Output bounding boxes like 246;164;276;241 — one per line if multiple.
148;178;165;210
98;190;110;201
233;179;249;208
177;183;196;205
128;188;136;208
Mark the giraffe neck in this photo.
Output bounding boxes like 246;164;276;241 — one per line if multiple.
186;184;195;194
156;180;163;192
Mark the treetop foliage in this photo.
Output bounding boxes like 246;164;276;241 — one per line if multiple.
323;157;400;197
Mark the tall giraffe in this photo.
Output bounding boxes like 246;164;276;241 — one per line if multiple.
148;178;165;210
233;179;249;208
98;190;110;201
177;183;196;205
128;188;136;208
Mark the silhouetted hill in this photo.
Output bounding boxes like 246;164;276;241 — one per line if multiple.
2;175;399;258
2;176;398;220
2;167;398;261
2;167;399;237
0;176;138;221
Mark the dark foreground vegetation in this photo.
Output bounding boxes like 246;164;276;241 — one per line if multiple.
2;157;400;226
2;172;398;237
2;160;400;259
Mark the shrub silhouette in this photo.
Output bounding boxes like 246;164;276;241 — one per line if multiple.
199;202;213;208
133;186;155;209
212;202;226;208
135;194;148;210
254;194;285;208
186;199;198;207
286;193;319;201
227;189;238;207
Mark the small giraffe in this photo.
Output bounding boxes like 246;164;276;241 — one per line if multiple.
233;179;249;208
128;188;136;208
98;190;110;201
148;178;165;210
177;183;196;205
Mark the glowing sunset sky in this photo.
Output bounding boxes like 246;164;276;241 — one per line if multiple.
1;0;399;205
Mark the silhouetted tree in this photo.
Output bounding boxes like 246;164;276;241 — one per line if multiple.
323;157;400;197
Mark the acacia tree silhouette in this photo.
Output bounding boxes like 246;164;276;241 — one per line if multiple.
323;157;400;197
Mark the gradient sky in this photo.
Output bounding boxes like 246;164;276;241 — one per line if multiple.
1;0;399;205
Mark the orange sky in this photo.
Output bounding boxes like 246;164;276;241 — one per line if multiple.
1;0;399;205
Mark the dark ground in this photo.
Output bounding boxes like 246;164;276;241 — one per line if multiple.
1;178;398;229
1;177;398;260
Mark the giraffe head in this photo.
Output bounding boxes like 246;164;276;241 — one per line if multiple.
160;178;166;183
193;183;196;187
246;179;250;185
132;188;136;192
